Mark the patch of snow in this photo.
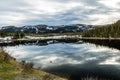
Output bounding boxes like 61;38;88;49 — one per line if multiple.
46;27;53;30
25;35;80;40
0;36;12;41
35;27;39;34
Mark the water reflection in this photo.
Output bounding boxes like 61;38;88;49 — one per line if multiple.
83;39;120;50
3;40;120;80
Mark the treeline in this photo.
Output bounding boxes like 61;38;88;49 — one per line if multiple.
83;20;120;38
0;31;25;39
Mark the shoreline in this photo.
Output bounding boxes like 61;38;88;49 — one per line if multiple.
82;37;120;40
0;36;81;44
1;36;120;44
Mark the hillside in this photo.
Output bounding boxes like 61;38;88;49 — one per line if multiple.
0;24;94;33
0;49;66;80
83;20;120;38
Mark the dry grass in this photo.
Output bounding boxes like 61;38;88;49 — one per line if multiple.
26;32;81;37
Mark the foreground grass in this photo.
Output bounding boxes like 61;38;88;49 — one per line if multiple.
0;49;66;80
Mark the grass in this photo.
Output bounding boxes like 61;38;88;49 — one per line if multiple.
0;49;66;80
26;32;82;37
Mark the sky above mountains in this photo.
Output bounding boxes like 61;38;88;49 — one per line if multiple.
0;0;120;26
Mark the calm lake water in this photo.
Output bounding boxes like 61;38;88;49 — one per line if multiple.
3;40;120;80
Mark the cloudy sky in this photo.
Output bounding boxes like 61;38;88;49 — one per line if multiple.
0;0;120;26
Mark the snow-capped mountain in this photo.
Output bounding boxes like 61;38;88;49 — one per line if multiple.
0;24;95;33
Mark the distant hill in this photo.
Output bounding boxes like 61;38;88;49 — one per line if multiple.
0;24;95;33
83;20;120;38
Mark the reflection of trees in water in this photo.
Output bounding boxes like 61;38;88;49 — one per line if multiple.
0;40;48;47
83;39;120;50
1;39;119;50
0;39;81;47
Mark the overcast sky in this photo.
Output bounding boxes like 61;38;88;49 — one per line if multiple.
0;0;120;26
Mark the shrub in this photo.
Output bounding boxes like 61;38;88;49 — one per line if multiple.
21;60;34;73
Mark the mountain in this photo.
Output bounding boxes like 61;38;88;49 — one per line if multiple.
0;24;95;33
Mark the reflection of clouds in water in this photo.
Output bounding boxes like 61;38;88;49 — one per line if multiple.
32;56;83;69
5;43;120;69
5;46;43;60
99;56;120;65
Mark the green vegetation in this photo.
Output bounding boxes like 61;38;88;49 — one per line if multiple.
0;30;81;38
0;31;25;39
0;31;81;43
0;31;8;37
0;49;66;80
13;32;25;39
83;20;120;38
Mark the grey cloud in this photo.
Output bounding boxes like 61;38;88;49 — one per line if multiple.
0;0;120;26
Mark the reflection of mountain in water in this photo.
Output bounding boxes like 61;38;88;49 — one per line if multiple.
1;39;120;51
0;39;82;47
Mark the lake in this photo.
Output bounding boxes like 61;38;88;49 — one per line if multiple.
3;40;120;80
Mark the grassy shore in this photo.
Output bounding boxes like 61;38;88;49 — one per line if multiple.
0;49;66;80
26;32;81;37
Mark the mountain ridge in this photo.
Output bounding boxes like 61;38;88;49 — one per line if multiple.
0;24;95;33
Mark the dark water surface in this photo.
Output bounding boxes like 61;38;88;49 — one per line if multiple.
3;40;120;80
